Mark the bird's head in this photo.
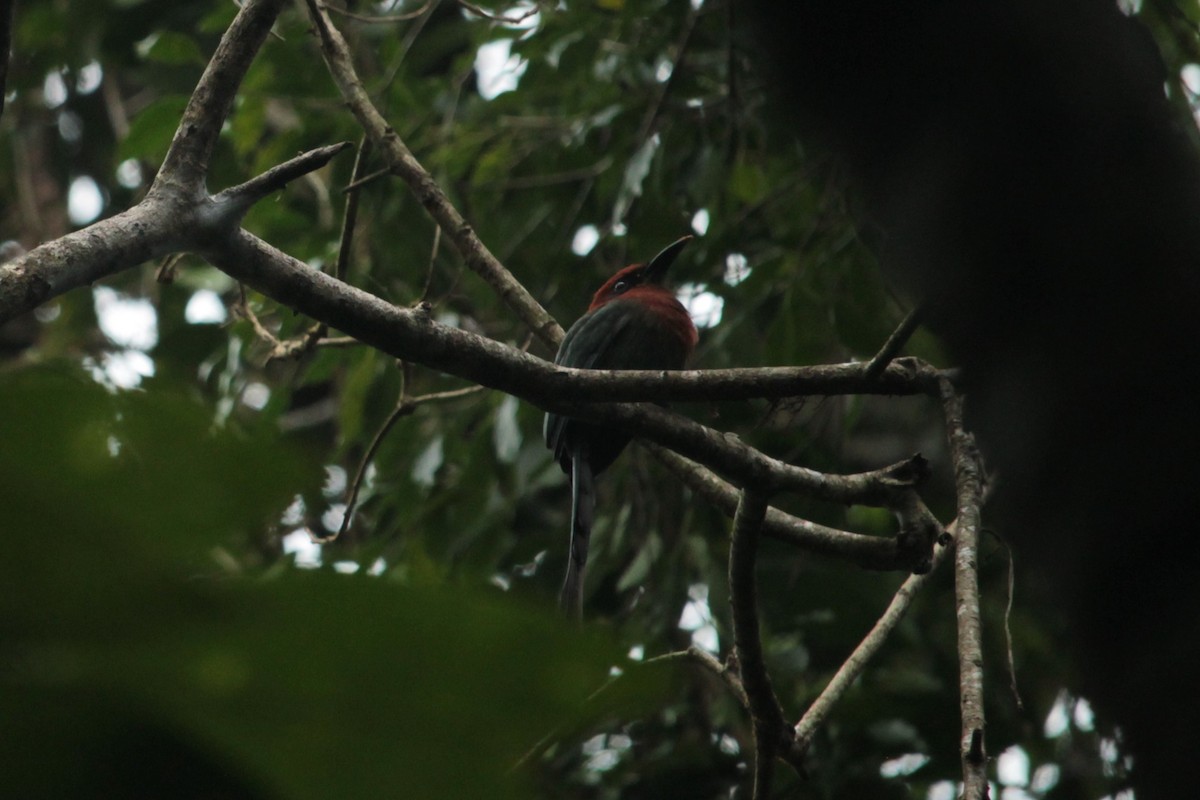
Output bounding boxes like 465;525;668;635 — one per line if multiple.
588;235;692;310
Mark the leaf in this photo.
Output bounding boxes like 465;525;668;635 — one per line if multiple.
0;366;667;799
136;31;207;66
616;532;661;592
117;94;190;165
728;161;769;204
493;395;522;464
411;435;445;487
612;133;660;227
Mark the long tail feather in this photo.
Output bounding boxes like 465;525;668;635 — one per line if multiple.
560;445;595;620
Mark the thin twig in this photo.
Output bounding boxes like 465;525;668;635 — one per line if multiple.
336;136;374;282
793;528;955;754
322;377;487;543
863;307;924;381
643;645;749;710
341;166;391;193
634;3;699;145
991;529;1025;711
420;226;442;304
648;444;936;572
236;283;284;349
303;0;564;347
315;336;359;348
155;252;186;284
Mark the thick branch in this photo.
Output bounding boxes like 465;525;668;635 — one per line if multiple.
0;204;177;317
153;0;286;194
0;0;292;320
941;380;988;798
728;488;790;799
303;0;564;348
194;231;936;510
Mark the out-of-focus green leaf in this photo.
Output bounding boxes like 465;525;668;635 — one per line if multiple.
137;31;207;66
118;94;191;165
0;366;665;799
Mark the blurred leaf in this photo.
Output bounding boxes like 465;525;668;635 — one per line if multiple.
118;94;191;165
617;532;662;593
613;134;660;227
411;435;445;488
0;366;666;799
493;395;523;464
137;31;207;66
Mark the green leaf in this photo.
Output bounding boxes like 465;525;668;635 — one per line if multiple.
136;31;207;66
612;134;660;226
118;94;190;165
0;366;666;798
617;532;661;593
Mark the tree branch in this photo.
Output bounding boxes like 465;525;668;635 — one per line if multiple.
648;444;938;573
792;528;954;756
941;379;989;798
187;230;943;517
0;0;944;579
728;488;791;799
643;645;749;710
863;306;923;381
302;0;564;348
212;142;353;218
153;0;287;194
0;0;291;320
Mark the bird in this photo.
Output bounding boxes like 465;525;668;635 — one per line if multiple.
544;236;699;619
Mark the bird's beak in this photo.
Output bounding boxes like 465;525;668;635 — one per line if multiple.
644;235;692;283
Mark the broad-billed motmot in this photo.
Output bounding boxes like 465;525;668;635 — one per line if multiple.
544;236;699;618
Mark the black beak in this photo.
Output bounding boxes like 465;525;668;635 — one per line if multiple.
644;235;692;283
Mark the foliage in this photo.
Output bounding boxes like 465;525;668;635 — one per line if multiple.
0;0;1170;796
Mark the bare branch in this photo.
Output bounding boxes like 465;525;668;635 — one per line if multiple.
0;204;174;318
326;380;486;543
303;0;564;347
863;306;923;381
0;0;293;319
941;379;989;798
648;444;937;572
728;488;791;799
643;645;749;710
335;137;373;283
793;530;954;755
154;0;288;193
213;142;353;217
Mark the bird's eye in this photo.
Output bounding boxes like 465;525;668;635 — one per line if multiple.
612;280;629;294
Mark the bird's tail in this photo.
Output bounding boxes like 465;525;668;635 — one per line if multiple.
560;446;595;621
